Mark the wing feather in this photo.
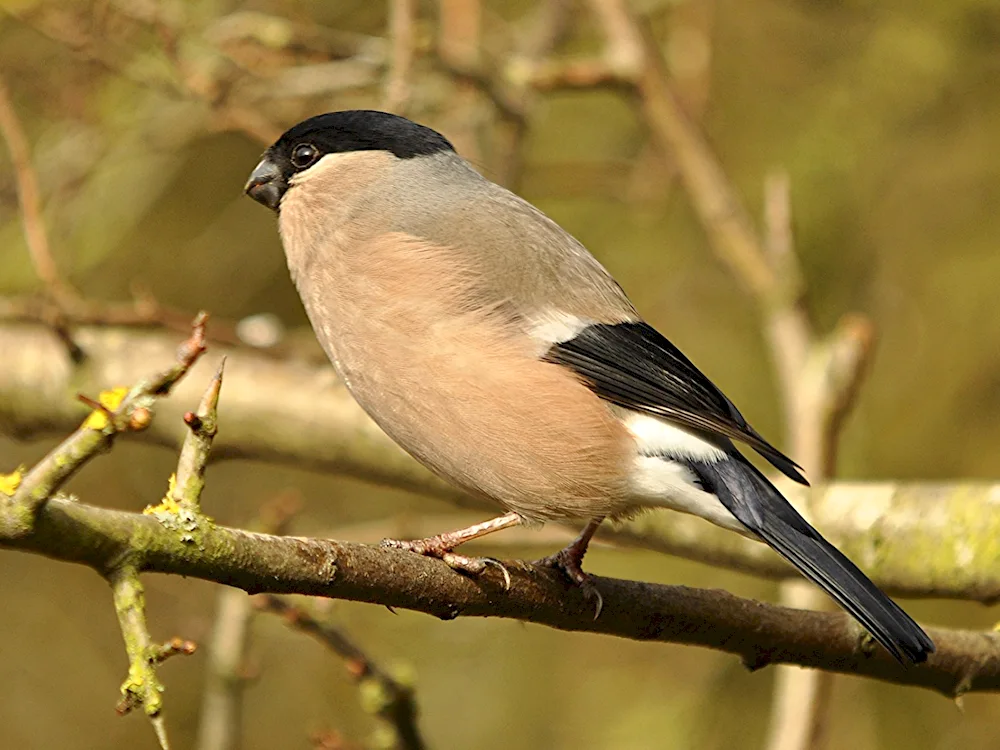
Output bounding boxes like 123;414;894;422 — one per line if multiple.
544;322;808;485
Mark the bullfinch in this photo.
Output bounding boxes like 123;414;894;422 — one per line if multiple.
245;110;933;664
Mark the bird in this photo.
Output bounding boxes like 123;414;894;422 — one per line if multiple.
244;109;934;664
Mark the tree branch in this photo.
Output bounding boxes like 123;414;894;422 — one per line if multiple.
1;493;998;696
110;565;178;750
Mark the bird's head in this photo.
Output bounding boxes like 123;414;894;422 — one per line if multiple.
244;110;455;211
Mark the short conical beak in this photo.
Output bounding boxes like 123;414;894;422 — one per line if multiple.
244;157;287;211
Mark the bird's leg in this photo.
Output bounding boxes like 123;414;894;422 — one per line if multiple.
381;512;522;588
535;518;605;618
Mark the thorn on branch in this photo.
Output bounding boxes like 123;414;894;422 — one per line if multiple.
1;315;210;538
76;392;118;426
167;358;225;516
52;318;87;364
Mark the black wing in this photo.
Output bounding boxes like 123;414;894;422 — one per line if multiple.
544;322;808;485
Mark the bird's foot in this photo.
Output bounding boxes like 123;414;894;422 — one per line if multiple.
535;546;603;620
381;536;511;591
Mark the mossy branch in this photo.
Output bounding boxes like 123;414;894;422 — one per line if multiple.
4;491;1000;696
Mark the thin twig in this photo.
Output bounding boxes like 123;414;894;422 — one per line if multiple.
110;566;197;750
114;361;226;746
0;293;291;358
256;595;425;750
0;74;78;306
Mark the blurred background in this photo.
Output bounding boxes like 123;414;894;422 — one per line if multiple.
2;0;999;748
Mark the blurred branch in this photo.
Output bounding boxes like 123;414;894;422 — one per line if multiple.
567;3;876;745
256;595;425;750
0;73;273;357
0;74;79;307
0;292;294;357
760;172;839;750
195;587;255;750
629;16;779;299
436;0;485;161
1;493;999;695
493;0;573;187
761;172;811;407
2;320;999;602
195;492;300;750
382;0;417;113
9;7;281;145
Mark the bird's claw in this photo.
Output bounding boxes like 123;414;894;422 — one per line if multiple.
535;548;603;620
440;552;511;590
381;537;511;590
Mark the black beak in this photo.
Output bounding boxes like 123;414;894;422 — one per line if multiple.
244;158;287;211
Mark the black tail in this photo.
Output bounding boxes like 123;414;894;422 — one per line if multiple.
689;455;934;664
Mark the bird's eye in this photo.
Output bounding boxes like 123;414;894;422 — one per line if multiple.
291;143;319;168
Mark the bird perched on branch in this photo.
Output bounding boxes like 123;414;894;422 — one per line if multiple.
245;110;933;664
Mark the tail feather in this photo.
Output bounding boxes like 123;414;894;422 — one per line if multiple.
690;455;935;664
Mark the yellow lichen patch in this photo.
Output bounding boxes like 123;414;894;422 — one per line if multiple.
123;661;146;693
82;386;130;430
0;466;25;497
143;474;202;543
143;475;179;516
